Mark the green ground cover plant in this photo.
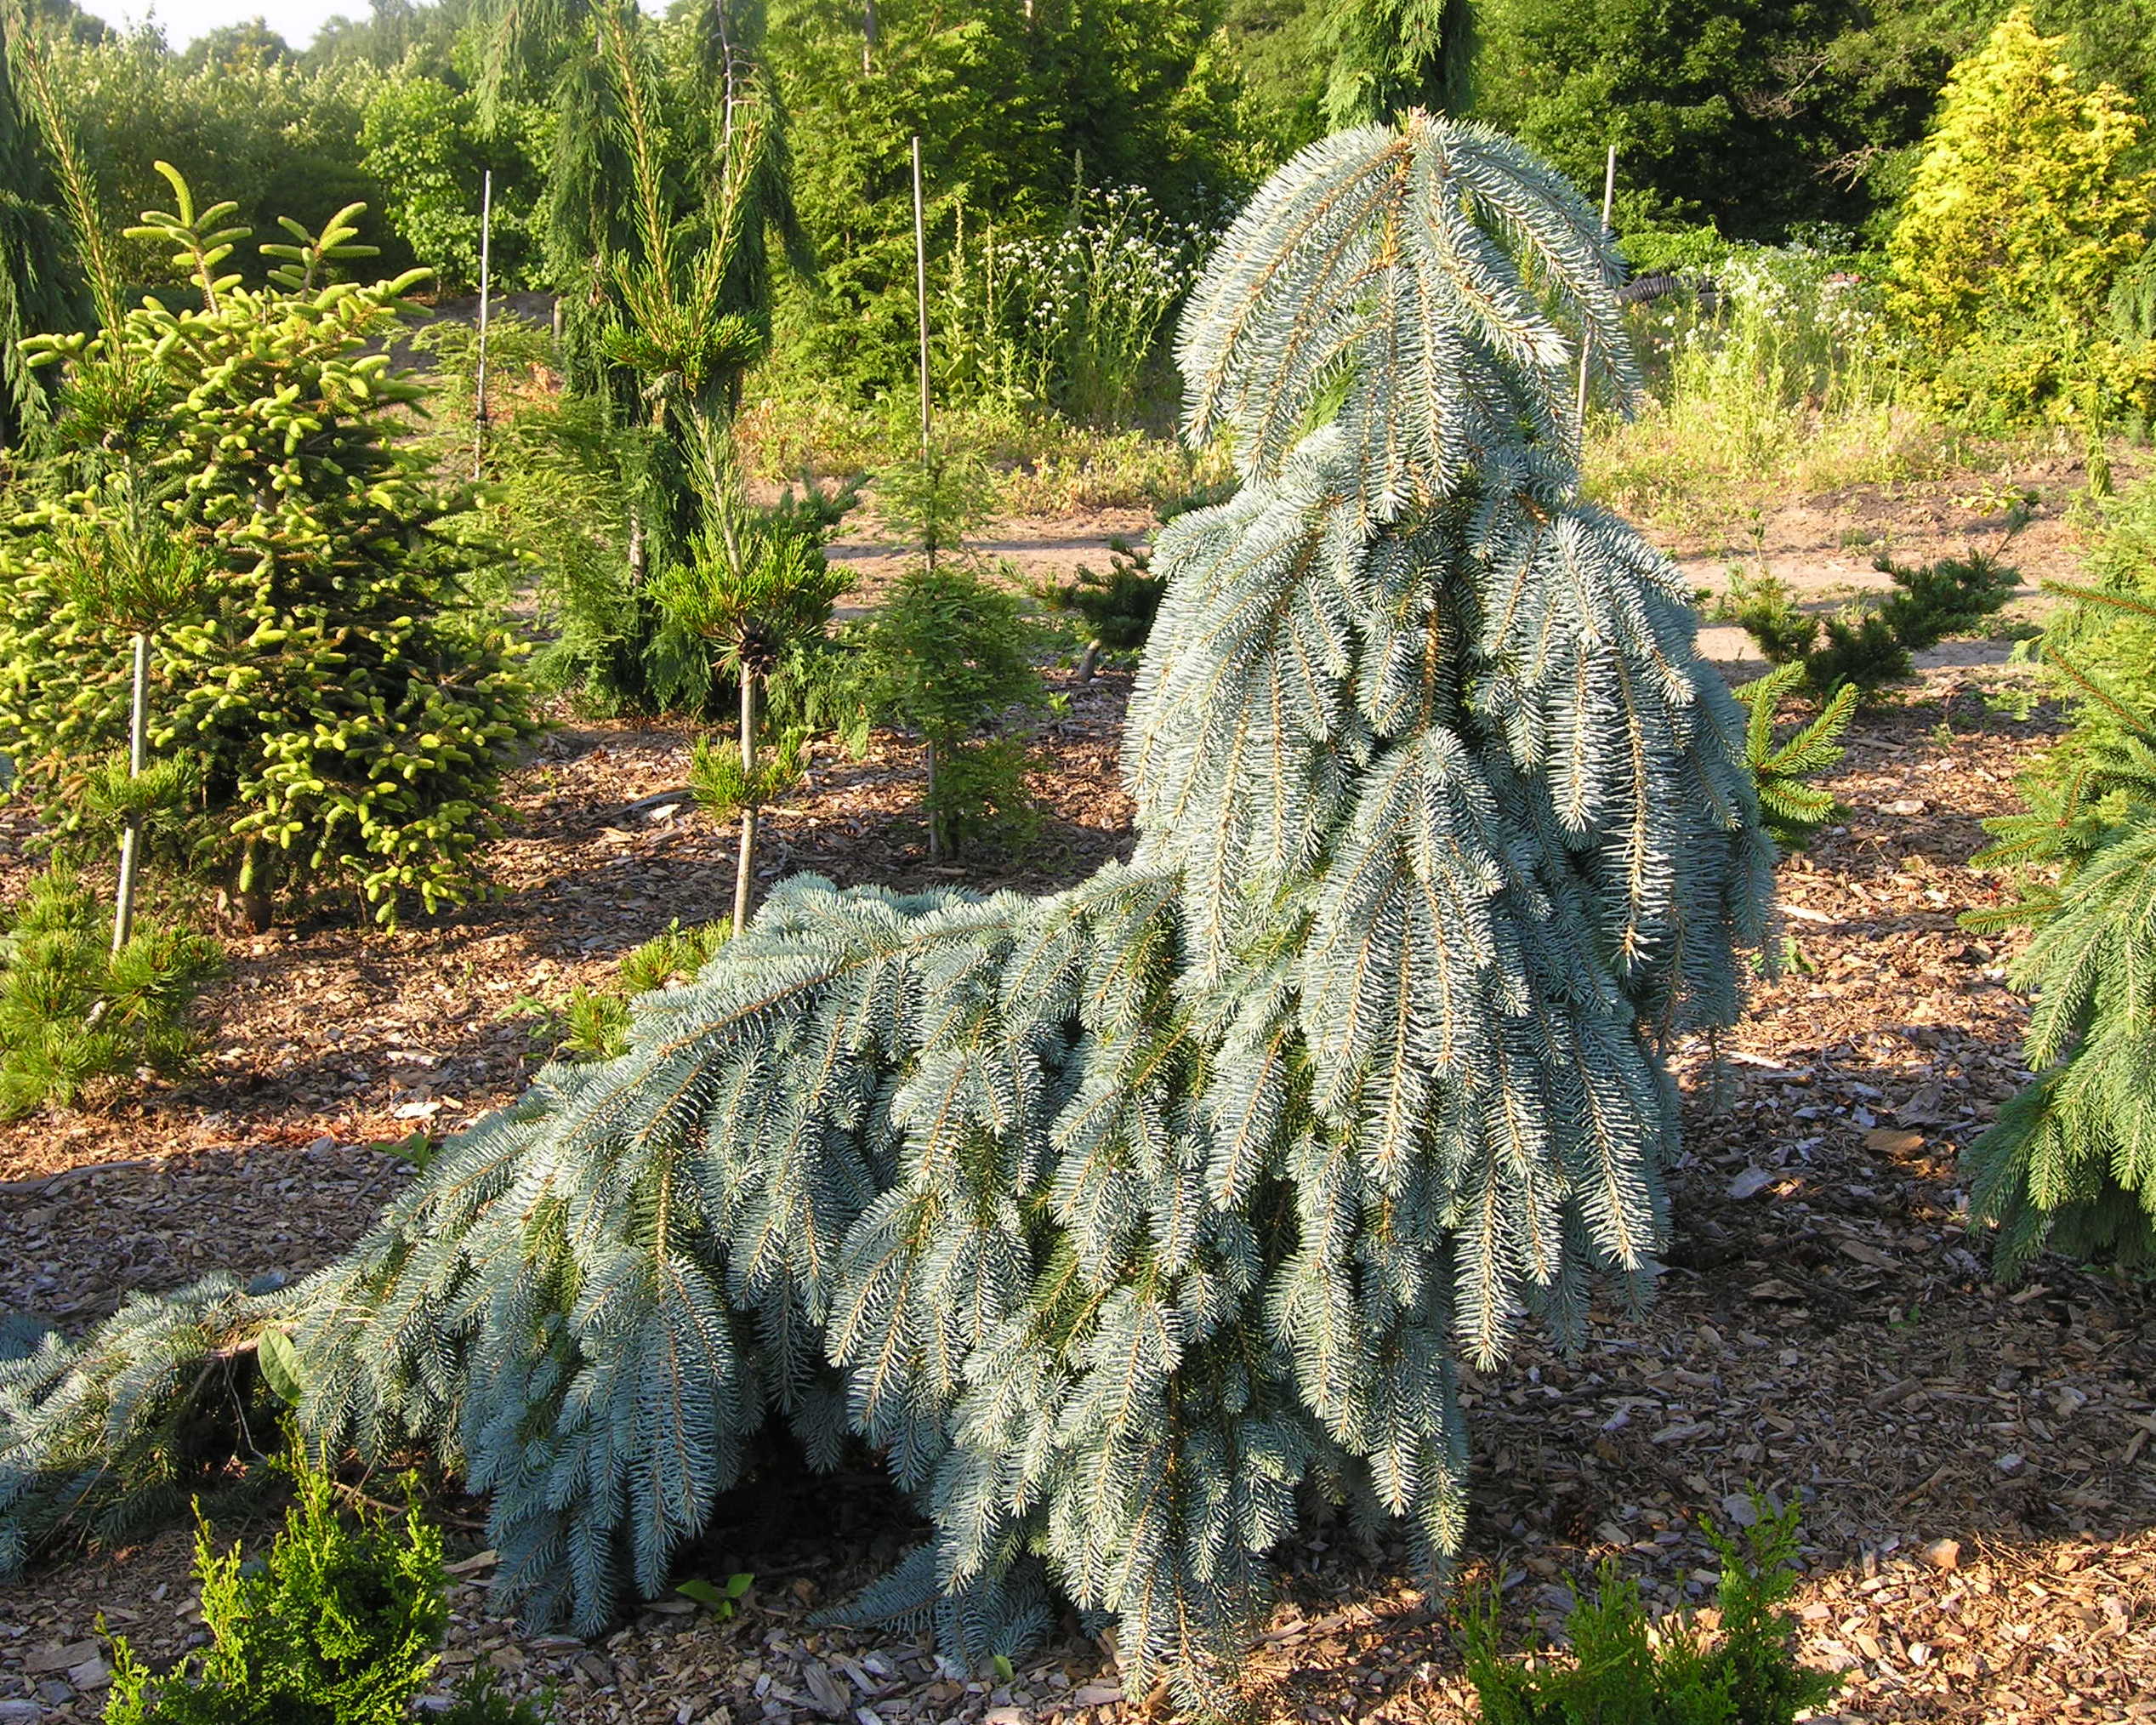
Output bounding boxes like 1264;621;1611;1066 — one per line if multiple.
102;1454;548;1724
1464;1499;1839;1725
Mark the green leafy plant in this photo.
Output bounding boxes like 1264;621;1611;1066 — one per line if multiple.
0;864;221;1119
864;561;1044;857
0;167;536;930
101;1453;549;1724
674;1572;753;1618
1463;1497;1838;1725
1732;664;1857;849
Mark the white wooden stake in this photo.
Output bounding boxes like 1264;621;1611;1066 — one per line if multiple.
1576;145;1617;436
474;167;494;481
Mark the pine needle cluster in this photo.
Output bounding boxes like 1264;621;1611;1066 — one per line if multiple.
1;117;1771;1704
1962;570;2156;1274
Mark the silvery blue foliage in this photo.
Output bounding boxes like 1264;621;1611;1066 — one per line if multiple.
1;115;1771;1704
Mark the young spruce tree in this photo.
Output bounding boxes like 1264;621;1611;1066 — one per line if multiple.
0;117;1771;1706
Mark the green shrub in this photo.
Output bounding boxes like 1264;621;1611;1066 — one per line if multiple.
1041;537;1165;680
865;561;1044;857
1886;9;2154;428
516;919;733;1063
1463;1498;1839;1725
1716;567;1817;667
1732;665;1857;850
0;171;536;929
1873;544;2021;650
103;1455;547;1724
0;865;220;1119
1803;610;1909;695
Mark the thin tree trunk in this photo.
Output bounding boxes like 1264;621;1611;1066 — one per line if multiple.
1076;640;1101;685
924;735;941;860
862;0;876;71
732;668;758;935
111;630;148;953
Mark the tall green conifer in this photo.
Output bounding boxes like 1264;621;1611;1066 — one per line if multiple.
0;0;77;449
0;117;1772;1708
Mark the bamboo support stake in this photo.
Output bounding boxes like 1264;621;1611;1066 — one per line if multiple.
111;630;147;953
913;136;931;468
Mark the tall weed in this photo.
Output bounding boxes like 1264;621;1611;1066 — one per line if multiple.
1590;246;1945;528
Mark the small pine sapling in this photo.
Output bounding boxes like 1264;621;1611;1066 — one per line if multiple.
657;521;850;931
865;564;1043;857
1042;538;1165;681
1803;608;1909;695
0;866;221;1119
1463;1497;1837;1725
1717;567;1818;668
1732;664;1858;849
1872;544;2020;652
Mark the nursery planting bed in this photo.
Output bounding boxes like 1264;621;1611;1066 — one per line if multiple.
2;646;2153;1722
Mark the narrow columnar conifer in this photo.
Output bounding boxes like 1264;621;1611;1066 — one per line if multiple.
0;117;1772;1705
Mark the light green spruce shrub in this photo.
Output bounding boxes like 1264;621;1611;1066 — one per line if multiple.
102;1454;548;1724
1464;1499;1838;1725
0;864;220;1119
0;168;535;929
0;117;1773;1710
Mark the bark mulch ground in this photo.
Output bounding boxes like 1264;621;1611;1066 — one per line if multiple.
3;663;2153;1724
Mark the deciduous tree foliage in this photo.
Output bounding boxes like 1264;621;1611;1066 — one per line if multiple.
0;119;1771;1705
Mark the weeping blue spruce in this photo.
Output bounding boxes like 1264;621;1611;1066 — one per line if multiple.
1;115;1772;1708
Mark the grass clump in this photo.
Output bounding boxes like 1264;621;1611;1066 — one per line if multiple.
1464;1498;1839;1725
0;866;220;1119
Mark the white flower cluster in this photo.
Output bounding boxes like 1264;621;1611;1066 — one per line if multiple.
945;185;1220;420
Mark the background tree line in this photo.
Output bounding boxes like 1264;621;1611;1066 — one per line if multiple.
7;0;2154;404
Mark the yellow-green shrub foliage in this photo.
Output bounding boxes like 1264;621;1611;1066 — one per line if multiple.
1886;9;2154;423
0;172;535;927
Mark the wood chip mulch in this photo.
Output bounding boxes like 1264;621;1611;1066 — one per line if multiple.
3;663;2153;1725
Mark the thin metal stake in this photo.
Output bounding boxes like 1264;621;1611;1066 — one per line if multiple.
1576;145;1617;435
111;629;147;954
912;136;931;466
474;167;494;480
